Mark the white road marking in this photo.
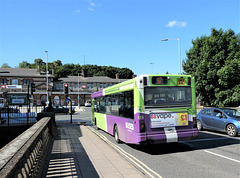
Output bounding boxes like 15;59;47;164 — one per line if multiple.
204;150;240;164
88;126;162;178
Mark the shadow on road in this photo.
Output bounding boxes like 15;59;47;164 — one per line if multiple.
128;131;240;155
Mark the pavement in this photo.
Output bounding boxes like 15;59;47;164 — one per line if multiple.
43;121;146;178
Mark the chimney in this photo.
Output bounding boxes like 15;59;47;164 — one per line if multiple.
52;64;55;75
116;73;119;79
37;61;41;73
81;69;86;77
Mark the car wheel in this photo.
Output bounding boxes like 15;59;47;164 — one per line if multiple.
114;125;120;143
197;120;203;131
226;124;237;137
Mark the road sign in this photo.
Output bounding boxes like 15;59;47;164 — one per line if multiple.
1;85;22;89
8;94;28;105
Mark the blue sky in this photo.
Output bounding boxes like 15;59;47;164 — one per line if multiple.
0;0;239;76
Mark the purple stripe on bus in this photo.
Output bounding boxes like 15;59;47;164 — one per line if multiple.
104;113;197;144
91;90;103;99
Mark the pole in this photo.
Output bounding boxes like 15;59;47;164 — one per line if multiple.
178;38;181;74
150;63;154;74
45;51;49;106
27;84;29;126
161;38;181;74
78;73;80;109
70;99;72;124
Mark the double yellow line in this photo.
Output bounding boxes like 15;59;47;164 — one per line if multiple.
87;126;163;178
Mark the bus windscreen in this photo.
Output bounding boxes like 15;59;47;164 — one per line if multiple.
144;86;192;106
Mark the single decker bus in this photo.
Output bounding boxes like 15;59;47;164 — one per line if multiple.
91;74;198;144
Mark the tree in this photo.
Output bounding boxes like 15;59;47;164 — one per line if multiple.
183;28;240;107
1;63;11;68
17;59;134;79
19;61;31;68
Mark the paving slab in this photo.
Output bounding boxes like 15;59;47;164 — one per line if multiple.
43;123;145;178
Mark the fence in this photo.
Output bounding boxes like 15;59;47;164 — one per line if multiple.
0;116;54;178
0;105;44;127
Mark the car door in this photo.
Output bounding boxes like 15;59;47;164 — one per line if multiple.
201;109;213;128
210;109;227;131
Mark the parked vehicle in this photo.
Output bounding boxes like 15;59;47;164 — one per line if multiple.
45;105;75;114
85;101;91;107
197;108;240;137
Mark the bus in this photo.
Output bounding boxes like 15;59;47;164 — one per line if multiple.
91;74;198;144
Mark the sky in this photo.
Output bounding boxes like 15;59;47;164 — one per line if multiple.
0;0;239;76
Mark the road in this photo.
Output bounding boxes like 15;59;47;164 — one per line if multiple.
56;107;240;178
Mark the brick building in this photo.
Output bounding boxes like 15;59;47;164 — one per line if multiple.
0;68;127;106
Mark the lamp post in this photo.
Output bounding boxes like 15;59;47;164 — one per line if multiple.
78;73;80;109
161;38;181;74
45;51;49;106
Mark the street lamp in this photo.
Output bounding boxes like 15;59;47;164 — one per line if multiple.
161;38;181;74
78;73;80;109
45;50;49;106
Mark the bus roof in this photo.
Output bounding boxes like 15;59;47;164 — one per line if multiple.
91;74;193;99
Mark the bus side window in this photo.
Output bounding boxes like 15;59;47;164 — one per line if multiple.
119;91;134;119
111;94;120;116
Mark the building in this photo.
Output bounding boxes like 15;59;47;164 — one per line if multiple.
0;68;127;106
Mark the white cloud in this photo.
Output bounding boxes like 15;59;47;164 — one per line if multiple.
87;0;101;11
88;7;94;11
87;0;96;11
88;1;96;7
166;20;187;27
73;9;81;14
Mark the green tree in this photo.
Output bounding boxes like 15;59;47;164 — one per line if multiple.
183;28;240;107
17;59;134;79
19;61;31;68
1;63;11;68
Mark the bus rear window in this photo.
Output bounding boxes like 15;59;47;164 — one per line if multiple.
144;86;191;106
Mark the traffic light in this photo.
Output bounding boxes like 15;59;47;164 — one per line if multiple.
31;83;36;95
64;83;69;96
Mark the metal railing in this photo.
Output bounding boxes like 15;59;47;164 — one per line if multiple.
0;105;44;127
0;116;54;177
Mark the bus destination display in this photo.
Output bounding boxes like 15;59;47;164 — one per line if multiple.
152;77;168;85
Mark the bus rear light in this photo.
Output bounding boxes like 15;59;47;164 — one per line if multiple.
140;120;145;132
193;117;197;128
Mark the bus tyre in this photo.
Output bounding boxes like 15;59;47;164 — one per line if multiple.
197;120;203;131
226;124;237;137
114;125;120;143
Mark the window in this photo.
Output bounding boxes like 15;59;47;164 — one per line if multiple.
203;109;212;116
0;79;7;85
12;79;18;85
94;90;134;119
23;79;33;85
144;86;191;106
73;83;78;88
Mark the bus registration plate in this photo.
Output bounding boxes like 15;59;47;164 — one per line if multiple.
150;112;188;128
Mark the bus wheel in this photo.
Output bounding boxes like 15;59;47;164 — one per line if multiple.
114;125;120;143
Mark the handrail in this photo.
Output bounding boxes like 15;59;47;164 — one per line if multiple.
0;116;54;177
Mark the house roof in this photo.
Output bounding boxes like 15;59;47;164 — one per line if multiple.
0;68;54;78
58;76;127;83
